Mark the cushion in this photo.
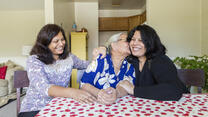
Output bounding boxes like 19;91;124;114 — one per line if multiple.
0;87;8;97
4;60;16;69
0;79;8;87
0;79;8;97
6;65;24;94
0;63;5;67
0;60;24;95
0;66;7;80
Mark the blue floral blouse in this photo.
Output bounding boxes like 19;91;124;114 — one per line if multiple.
80;54;135;89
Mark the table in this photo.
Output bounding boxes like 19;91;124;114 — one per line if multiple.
35;94;208;117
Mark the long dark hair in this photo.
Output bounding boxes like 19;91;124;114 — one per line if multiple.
127;24;166;59
30;24;69;64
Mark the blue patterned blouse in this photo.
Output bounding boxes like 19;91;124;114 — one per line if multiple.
20;53;90;112
80;54;135;89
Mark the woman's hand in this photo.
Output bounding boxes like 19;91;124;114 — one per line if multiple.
116;85;128;98
92;46;107;60
71;89;96;104
117;80;134;95
97;87;117;105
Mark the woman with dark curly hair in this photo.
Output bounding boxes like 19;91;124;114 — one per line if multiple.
18;24;105;117
118;24;189;101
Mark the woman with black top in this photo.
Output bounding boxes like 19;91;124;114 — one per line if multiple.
118;24;189;101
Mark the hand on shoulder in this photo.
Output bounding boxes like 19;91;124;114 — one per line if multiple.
92;46;107;60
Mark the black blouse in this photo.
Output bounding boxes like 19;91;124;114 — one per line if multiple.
127;55;189;101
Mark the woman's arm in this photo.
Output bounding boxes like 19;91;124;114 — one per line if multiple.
71;54;90;70
81;84;117;104
117;80;134;95
48;85;96;104
81;83;100;97
27;56;96;104
116;64;135;98
92;46;107;60
26;56;53;98
71;46;106;70
116;85;129;98
97;87;117;105
133;55;188;101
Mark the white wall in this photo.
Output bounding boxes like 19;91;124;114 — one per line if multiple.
74;1;99;60
146;0;201;58
201;0;208;55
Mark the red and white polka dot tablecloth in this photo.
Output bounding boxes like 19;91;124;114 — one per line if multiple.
35;94;208;117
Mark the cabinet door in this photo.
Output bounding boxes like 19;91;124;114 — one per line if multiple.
140;11;146;24
71;32;87;88
99;17;129;31
128;15;141;31
71;33;87;60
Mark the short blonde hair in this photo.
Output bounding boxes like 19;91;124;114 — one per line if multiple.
105;32;126;54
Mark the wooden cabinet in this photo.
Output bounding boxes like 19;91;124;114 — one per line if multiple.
99;11;146;31
99;17;129;31
140;11;146;24
70;32;88;88
128;15;141;31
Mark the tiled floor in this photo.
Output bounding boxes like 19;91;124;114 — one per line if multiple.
0;96;24;117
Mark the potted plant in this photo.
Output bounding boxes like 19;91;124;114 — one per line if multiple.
173;55;208;92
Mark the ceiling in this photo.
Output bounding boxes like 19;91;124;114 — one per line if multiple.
0;0;145;10
99;0;146;10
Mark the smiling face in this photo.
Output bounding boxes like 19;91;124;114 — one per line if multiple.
48;31;66;60
129;31;146;58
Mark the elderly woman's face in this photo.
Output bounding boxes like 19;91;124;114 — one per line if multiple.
129;31;146;58
48;31;65;59
112;34;130;55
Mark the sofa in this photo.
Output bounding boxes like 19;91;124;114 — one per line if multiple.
0;60;24;107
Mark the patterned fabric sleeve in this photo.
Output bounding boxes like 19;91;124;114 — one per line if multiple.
123;64;135;84
26;56;53;97
80;55;102;87
71;53;90;70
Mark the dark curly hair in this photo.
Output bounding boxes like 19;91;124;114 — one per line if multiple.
30;24;69;64
127;24;166;59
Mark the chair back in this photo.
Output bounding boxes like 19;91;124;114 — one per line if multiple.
14;70;29;116
177;69;205;93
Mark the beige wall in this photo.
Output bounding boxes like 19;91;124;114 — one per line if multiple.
147;0;201;57
201;0;208;55
74;1;99;60
54;0;75;33
0;10;44;57
54;0;75;47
